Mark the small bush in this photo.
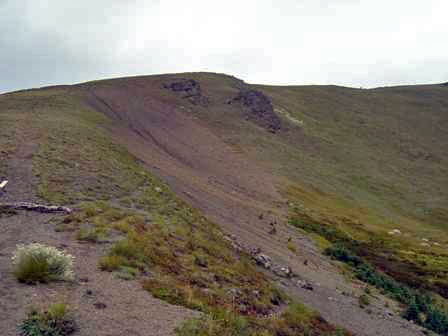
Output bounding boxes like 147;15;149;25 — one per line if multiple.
18;302;77;336
12;244;74;283
287;241;297;254
176;310;250;336
98;255;125;271
358;294;370;308
114;266;140;280
110;239;142;259
76;227;106;243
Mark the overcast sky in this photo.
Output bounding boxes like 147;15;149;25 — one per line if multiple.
1;0;448;93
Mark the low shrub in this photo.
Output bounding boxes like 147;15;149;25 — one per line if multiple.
98;255;126;271
76;227;106;243
358;294;370;308
325;245;448;334
12;243;74;284
18;302;77;336
176;310;250;336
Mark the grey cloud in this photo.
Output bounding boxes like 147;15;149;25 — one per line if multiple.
1;0;447;93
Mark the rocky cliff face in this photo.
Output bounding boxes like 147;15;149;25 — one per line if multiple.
230;89;281;133
163;79;209;106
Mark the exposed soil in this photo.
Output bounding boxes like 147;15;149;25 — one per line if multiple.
81;78;426;336
0;136;197;336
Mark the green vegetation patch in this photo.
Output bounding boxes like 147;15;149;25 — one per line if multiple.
62;167;351;335
12;243;74;284
176;303;349;336
19;302;77;336
289;209;448;335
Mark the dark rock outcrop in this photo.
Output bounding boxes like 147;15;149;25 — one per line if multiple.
0;202;72;213
229;90;281;133
163;79;209;106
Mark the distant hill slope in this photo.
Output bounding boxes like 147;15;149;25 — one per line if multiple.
1;72;446;336
78;73;448;237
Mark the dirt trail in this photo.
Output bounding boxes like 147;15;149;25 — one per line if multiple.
83;81;425;336
0;134;197;336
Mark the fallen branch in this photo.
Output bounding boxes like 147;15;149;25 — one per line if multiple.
0;202;72;214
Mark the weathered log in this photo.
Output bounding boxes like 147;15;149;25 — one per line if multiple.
0;202;72;214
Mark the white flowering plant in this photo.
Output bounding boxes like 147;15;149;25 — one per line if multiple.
12;243;75;283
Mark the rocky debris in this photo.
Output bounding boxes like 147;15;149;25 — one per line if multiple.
229;90;281;133
254;253;273;269
93;302;107;309
297;279;314;290
0;202;72;213
272;265;294;278
388;229;401;235
163;79;209;106
224;234;295;278
227;288;242;298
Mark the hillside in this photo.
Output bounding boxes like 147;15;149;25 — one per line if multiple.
1;72;447;336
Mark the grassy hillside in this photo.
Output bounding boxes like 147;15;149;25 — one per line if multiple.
0;82;350;335
166;74;448;237
1;72;447;335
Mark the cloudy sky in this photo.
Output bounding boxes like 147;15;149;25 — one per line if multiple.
1;0;447;93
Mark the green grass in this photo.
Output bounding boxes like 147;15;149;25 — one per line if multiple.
18;302;77;336
176;303;349;336
14;254;50;284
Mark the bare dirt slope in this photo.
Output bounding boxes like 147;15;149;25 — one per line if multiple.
80;75;427;336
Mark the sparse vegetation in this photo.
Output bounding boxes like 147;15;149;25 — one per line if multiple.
76;227;107;242
12;243;74;284
18;302;77;336
176;302;350;336
4;73;445;335
358;294;370;308
290;212;448;334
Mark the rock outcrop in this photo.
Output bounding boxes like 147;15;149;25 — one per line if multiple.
229;90;281;133
163;79;209;106
0;202;72;213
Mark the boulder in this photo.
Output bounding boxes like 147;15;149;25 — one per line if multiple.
229;90;281;133
163;79;209;106
254;253;272;269
272;265;294;278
